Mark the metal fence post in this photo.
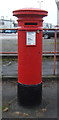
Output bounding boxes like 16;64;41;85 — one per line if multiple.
53;29;57;75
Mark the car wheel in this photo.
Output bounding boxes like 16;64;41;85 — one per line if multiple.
44;34;49;39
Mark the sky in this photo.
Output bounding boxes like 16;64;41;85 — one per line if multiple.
0;0;57;25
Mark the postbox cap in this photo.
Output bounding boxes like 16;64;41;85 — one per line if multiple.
13;8;48;18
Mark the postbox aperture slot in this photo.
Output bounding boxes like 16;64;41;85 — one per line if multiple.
25;23;37;25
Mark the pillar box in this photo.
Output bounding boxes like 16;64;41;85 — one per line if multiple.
13;8;48;105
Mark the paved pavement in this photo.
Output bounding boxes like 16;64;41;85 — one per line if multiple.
1;58;58;119
2;79;57;119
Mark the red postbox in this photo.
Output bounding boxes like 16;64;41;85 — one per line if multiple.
13;8;48;105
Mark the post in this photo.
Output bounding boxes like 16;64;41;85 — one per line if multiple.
53;29;57;75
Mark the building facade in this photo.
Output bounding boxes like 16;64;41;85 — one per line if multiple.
56;0;59;25
0;17;53;30
0;18;17;29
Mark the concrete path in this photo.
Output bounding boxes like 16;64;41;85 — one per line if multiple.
2;79;57;118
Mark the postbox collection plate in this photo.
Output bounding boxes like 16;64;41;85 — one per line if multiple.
26;32;36;45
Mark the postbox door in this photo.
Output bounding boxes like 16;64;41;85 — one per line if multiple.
18;30;42;85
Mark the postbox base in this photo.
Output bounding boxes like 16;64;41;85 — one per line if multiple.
17;82;42;106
